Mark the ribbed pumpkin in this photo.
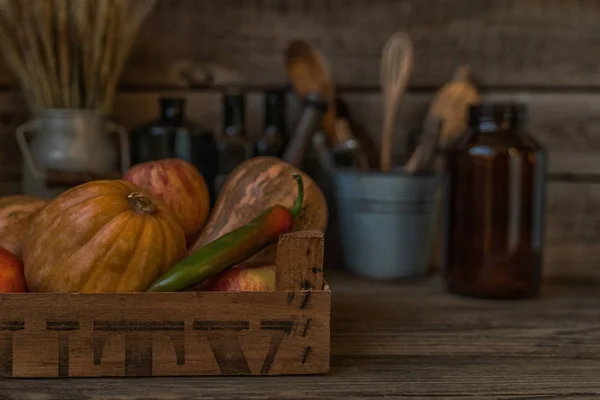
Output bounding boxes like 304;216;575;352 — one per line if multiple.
23;180;186;293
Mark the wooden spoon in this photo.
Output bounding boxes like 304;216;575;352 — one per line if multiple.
429;65;480;149
404;65;480;175
284;40;338;147
379;32;414;172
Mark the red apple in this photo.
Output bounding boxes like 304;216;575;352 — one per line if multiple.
0;247;28;292
199;264;275;292
123;158;211;240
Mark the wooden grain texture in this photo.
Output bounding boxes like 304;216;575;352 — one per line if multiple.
276;230;325;291
72;0;600;89
544;181;600;278
0;233;331;378
0;0;597;90
0;290;330;378
1;270;599;399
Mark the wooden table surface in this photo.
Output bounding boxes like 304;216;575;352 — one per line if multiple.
1;270;599;400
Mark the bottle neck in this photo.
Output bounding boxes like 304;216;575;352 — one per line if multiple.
468;103;525;134
223;94;245;137
160;98;185;125
264;91;286;135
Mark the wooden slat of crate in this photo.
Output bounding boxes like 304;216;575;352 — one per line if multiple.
0;231;330;378
0;290;330;377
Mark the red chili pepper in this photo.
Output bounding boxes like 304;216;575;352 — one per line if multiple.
146;173;304;292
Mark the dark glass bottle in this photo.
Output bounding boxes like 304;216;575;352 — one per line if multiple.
214;90;255;195
130;97;219;203
443;103;546;299
256;90;287;157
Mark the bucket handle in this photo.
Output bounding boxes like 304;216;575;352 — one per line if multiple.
17;120;131;179
15;120;44;179
108;122;130;173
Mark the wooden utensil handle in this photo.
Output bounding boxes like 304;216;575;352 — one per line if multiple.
380;105;398;172
321;108;338;147
404;118;442;175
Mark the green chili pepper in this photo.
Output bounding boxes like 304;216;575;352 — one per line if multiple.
146;173;304;292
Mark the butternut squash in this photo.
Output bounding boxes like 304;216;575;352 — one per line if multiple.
189;157;328;264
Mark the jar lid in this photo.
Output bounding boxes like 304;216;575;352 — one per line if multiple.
468;102;527;131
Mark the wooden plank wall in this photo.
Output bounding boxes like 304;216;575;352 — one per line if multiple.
0;0;599;278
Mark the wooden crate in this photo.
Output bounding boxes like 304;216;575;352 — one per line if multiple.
0;231;330;378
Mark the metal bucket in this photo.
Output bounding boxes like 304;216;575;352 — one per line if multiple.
312;132;445;280
335;169;443;279
16;109;129;198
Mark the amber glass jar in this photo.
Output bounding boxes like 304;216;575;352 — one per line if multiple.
443;103;546;299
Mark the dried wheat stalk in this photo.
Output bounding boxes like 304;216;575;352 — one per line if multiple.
0;0;157;114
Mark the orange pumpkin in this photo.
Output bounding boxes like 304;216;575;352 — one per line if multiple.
123;158;211;239
23;180;186;293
